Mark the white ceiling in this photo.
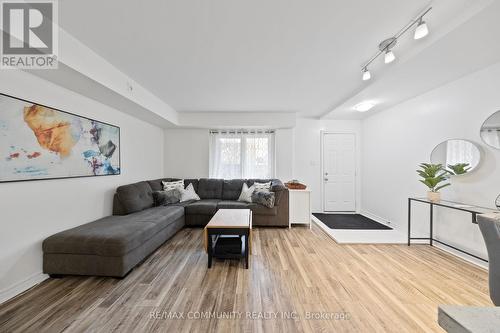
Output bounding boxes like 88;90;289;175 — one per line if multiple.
58;0;495;118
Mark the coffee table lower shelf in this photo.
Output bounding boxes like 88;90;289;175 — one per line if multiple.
205;228;250;269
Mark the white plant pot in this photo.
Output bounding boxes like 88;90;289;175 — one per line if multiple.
427;191;441;202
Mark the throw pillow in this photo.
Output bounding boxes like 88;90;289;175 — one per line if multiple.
162;179;184;191
180;183;201;202
254;181;271;192
238;183;255;203
251;191;275;208
152;189;181;206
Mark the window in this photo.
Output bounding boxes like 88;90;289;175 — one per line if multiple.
209;130;275;179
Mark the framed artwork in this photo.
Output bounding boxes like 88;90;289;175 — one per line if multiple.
0;93;121;183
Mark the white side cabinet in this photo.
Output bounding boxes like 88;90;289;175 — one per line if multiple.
288;189;312;228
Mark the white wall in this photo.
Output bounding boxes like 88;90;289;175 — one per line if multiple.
177;112;296;129
0;70;165;304
275;128;294;181
164;129;210;178
163;128;295;181
361;61;500;260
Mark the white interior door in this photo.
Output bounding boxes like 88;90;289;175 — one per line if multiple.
323;133;356;212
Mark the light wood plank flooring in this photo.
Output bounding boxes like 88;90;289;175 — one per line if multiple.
0;224;491;332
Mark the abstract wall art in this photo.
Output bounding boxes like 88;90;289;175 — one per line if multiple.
0;93;120;183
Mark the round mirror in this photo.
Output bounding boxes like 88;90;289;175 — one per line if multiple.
430;139;481;175
480;110;500;149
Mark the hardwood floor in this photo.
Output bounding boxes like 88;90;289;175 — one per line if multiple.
0;224;491;332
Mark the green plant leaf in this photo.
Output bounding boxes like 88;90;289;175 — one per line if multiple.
435;183;451;192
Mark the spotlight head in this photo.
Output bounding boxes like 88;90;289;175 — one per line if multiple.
379;37;397;64
384;50;395;64
362;68;371;81
414;19;429;39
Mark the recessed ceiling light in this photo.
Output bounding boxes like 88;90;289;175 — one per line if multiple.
353;102;376;112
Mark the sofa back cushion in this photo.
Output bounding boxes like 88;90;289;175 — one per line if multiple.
116;181;154;214
147;178;166;192
197;178;223;199
184;179;199;192
222;179;245;200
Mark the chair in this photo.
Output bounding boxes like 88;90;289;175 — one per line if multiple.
477;213;500;306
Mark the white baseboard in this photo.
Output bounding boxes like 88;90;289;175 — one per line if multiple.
0;271;48;305
433;242;488;269
360;210;393;227
311;215;337;239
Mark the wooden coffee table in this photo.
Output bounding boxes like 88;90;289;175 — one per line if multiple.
204;209;252;269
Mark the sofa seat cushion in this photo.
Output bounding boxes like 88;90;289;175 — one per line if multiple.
185;199;219;215
116;181;154;214
43;217;155;257
217;200;250;209
43;206;184;257
128;205;184;229
169;200;197;208
249;203;278;216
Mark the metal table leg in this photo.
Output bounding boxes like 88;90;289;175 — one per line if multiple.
430;203;433;246
408;198;411;246
207;233;213;268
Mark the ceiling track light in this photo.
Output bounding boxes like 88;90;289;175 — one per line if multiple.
359;6;432;80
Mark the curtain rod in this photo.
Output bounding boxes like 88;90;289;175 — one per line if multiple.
210;129;275;134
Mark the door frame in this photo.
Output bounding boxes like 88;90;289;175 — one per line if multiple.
320;131;358;214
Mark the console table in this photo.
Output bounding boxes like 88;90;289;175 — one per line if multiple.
407;197;496;262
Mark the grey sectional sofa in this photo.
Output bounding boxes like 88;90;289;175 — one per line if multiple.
113;178;289;227
43;178;288;278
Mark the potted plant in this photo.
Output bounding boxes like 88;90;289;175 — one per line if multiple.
417;163;451;202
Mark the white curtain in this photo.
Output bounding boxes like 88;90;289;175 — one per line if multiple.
446;140;477;166
481;129;500;148
209;130;275;179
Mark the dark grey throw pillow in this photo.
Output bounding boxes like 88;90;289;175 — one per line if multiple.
251;191;275;208
152;189;181;206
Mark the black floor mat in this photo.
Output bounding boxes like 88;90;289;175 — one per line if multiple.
313;213;392;230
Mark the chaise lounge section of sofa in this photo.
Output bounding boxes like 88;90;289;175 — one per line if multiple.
43;178;288;278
